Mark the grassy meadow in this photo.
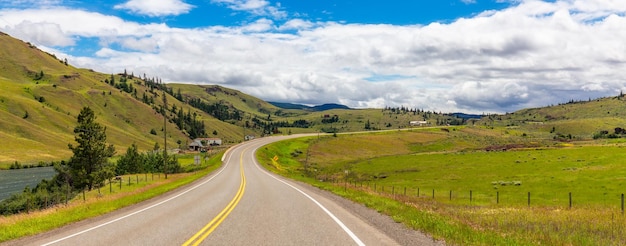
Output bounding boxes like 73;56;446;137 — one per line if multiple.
257;127;626;245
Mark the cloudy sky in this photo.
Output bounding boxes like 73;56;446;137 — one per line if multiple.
1;0;625;113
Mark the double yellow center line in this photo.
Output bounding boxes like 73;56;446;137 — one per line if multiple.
182;151;247;246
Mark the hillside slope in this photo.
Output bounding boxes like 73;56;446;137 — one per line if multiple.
477;95;626;139
0;33;233;165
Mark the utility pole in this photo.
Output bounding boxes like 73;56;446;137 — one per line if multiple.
163;91;168;179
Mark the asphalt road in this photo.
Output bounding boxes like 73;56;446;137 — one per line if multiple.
6;136;441;246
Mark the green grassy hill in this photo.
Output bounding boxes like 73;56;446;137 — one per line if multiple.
0;33;226;166
477;96;626;139
1;33;172;165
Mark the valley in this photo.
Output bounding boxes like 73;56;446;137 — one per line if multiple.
3;30;626;245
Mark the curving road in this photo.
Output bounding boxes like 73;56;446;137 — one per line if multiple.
6;136;439;246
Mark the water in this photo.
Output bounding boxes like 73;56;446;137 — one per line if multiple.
0;167;56;202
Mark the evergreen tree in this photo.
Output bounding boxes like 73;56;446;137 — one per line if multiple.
116;143;144;175
67;107;115;191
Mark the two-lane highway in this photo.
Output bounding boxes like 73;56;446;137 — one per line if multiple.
6;136;438;245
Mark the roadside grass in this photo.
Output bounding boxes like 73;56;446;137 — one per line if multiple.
0;152;223;243
257;129;626;245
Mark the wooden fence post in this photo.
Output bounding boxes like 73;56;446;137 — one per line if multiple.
569;192;572;209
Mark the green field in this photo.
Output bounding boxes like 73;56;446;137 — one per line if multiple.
258;128;626;245
352;145;626;207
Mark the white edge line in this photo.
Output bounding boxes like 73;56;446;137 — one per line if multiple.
42;145;241;246
249;142;366;246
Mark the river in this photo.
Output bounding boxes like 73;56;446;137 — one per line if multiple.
0;167;56;202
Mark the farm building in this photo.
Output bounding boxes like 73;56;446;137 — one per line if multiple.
188;138;222;151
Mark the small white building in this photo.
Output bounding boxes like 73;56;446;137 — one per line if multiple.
409;121;429;126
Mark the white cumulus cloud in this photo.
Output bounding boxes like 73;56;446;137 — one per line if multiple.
114;0;194;17
211;0;286;19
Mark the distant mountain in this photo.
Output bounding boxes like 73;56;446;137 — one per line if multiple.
450;113;483;120
312;103;351;111
269;102;350;111
267;102;310;110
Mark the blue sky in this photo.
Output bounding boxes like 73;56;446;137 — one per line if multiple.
69;1;513;26
1;0;626;113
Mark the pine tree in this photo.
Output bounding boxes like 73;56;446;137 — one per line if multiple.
116;144;144;175
67;107;115;191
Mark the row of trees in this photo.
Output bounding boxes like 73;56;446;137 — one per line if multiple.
248;117;314;135
593;127;626;139
116;143;180;175
383;106;435;115
187;98;242;122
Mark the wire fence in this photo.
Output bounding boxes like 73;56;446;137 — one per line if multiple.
331;179;626;213
93;173;162;199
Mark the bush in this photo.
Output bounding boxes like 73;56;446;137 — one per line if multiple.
9;161;22;169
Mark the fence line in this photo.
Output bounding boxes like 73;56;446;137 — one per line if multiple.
79;173;161;202
337;181;625;213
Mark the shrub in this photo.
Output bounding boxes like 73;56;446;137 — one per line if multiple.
10;161;22;169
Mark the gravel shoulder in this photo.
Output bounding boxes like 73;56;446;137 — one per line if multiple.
293;180;446;246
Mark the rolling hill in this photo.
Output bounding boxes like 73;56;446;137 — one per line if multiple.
0;32;243;166
476;95;626;139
